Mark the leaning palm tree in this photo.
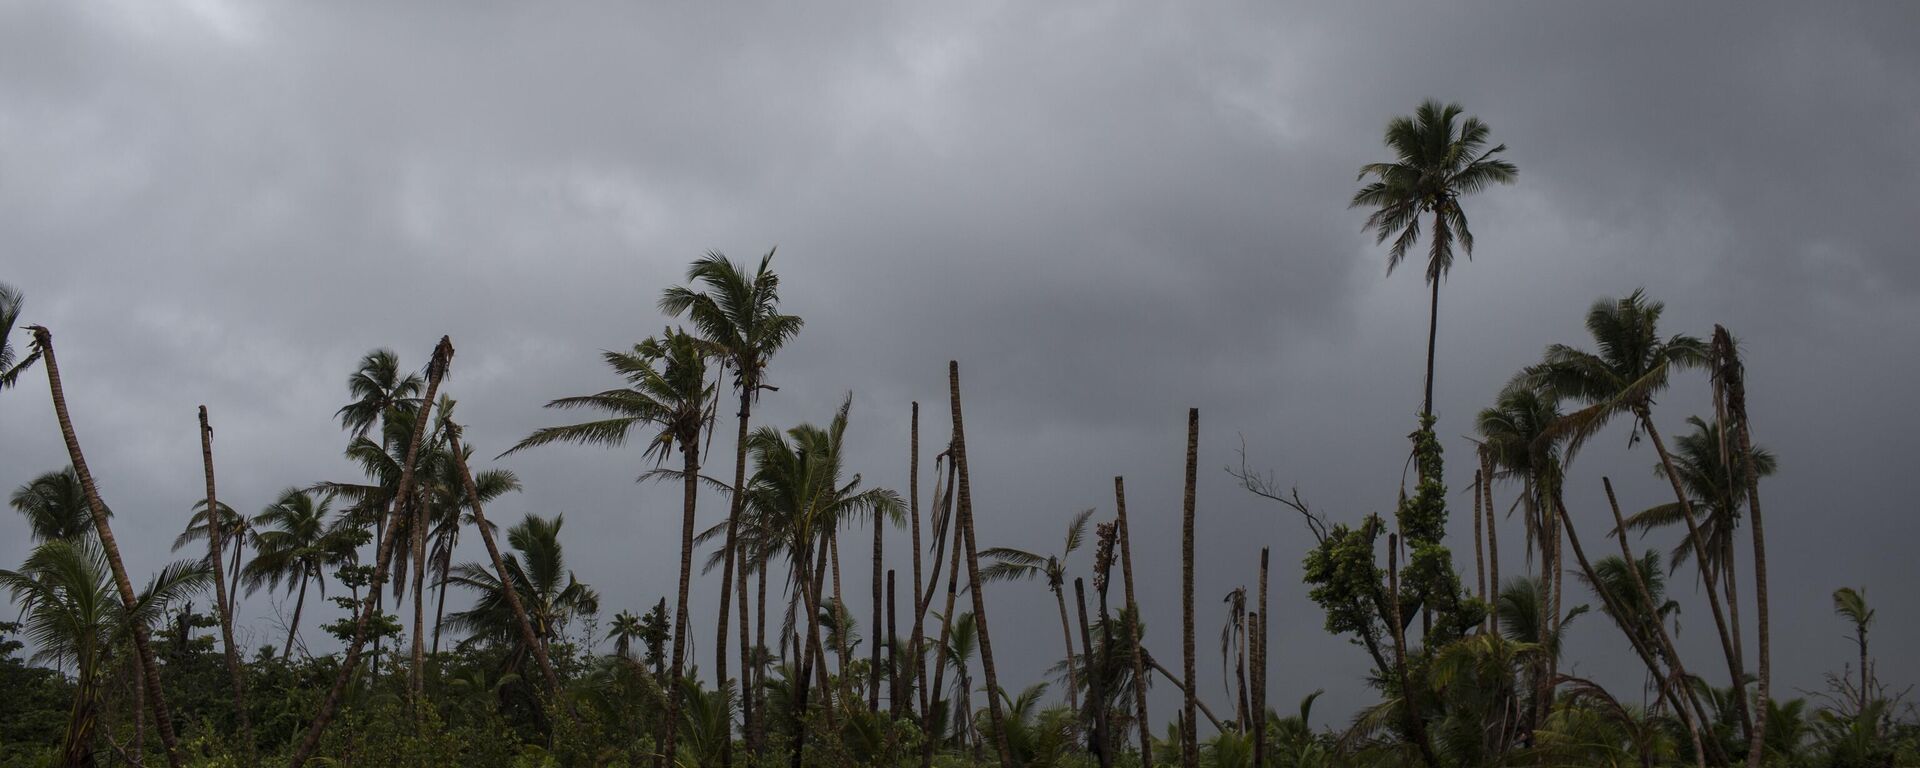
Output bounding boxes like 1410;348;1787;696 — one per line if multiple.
0;539;209;768
0;282;40;389
1831;587;1873;713
445;513;601;675
422;442;520;654
25;326;187;767
1622;416;1777;580
504;327;714;767
244;488;355;658
10;467;104;542
660;249;804;767
1350;100;1518;418
978;507;1095;712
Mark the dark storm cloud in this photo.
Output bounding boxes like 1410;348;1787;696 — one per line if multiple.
3;1;1915;725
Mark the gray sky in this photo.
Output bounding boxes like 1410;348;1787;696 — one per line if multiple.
3;1;1916;727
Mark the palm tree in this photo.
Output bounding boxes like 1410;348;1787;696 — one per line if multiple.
1623;417;1775;579
505;327;713;766
948;361;1015;768
1113;477;1153;766
940;610;981;751
1831;587;1873;713
978;507;1095;712
244;488;352;658
660;249;804;767
10;468;104;542
1350;100;1518;418
0;539;209;768
198;406;255;762
446;513;600;672
741;396;902;765
335;348;425;440
1180;408;1199;768
1526;291;1750;740
608;610;645;661
0;282;39;389
175;500;249;616
424;442;520;654
25;325;186;767
1475;375;1566;732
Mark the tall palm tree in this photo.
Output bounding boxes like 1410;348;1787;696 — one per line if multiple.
25;326;186;768
0;539;209;768
10;468;104;542
661;249;804;767
505;327;713;767
445;513;601;673
939;610;981;751
0;282;39;389
1113;477;1153;766
1476;375;1566;732
978;507;1096;712
1831;587;1873;713
1525;291;1750;740
1180;408;1199;768
244;488;353;658
1350;100;1518;418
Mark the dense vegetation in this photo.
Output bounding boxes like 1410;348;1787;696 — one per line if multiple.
0;102;1912;767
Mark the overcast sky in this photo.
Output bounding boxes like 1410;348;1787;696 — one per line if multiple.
3;1;1917;727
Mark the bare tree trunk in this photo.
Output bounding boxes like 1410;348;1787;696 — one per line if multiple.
1253;548;1269;768
29;327;185;768
447;423;561;696
1640;410;1752;742
789;538;831;768
199;406;256;761
1473;467;1487;615
1057;585;1081;712
871;493;885;713
1482;451;1500;634
947;361;1014;768
755;558;769;752
908;402;928;721
1717;326;1770;768
921;465;966;768
1116;476;1153;767
432;555;450;655
1602;478;1713;768
411;479;430;700
1076;578;1112;768
888;569;901;719
737;536;753;754
289;337;452;768
1181;408;1199;768
1146;655;1229;733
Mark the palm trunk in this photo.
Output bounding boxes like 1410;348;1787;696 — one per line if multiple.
1602;479;1714;768
230;535;244;624
1180;408;1199;768
1640;410;1752;742
290;337;452;768
432;554;450;655
61;672;98;768
871;496;885;713
754;557;769;752
1115;477;1153;766
921;469;967;768
829;529;849;692
411;486;430;699
1715;327;1771;768
29;327;185;768
789;539;822;768
1473;468;1487;614
659;435;701;768
1482;451;1500;634
888;569;901;719
447;423;561;695
947;361;1013;768
285;571;310;659
737;535;753;754
1235;622;1250;730
1422;272;1439;420
199;407;256;761
716;387;755;768
1252;548;1269;768
1076;578;1112;768
1389;534;1440;768
907;402;927;721
132;652;145;758
1055;584;1081;712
